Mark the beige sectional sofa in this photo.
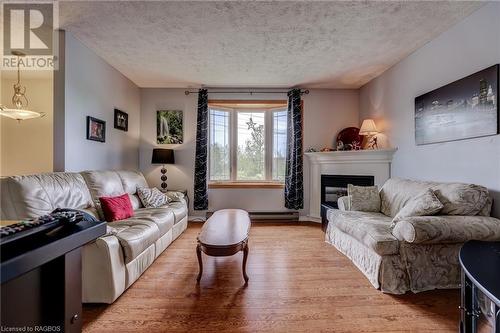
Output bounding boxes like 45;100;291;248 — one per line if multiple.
1;170;188;303
326;178;500;294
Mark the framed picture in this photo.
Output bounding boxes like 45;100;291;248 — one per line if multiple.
86;116;106;142
114;109;128;131
157;110;183;144
415;64;499;145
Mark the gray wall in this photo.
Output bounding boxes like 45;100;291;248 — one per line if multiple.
64;33;141;171
359;3;500;217
139;88;359;218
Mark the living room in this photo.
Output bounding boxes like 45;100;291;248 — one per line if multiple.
0;1;499;333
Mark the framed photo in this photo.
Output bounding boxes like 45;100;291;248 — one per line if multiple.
86;116;106;142
114;108;128;132
157;110;183;144
415;64;499;145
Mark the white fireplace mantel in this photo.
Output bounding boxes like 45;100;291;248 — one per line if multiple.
304;148;397;221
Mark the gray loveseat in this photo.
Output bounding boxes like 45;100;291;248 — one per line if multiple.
326;177;500;294
1;170;188;303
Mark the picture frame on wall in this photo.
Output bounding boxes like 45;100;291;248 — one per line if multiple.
86;116;106;142
157;110;183;144
114;108;128;132
415;64;499;145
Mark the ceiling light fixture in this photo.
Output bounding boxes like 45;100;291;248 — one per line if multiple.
0;51;45;122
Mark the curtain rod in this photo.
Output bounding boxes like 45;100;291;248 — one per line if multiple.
184;89;309;96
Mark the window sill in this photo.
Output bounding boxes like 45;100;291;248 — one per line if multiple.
208;182;285;189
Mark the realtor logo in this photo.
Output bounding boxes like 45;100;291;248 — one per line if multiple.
2;2;57;70
3;3;53;55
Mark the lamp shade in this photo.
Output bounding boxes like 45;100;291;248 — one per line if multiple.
152;148;175;164
359;119;378;135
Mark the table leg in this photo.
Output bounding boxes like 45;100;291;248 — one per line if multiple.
242;241;249;284
495;306;499;333
461;270;477;333
196;243;203;283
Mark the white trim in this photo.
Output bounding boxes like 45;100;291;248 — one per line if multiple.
265;110;273;180
304;148;397;164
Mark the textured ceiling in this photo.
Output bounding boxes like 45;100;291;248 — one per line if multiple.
59;1;482;89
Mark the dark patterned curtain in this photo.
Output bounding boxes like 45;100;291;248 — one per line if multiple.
284;89;304;210
194;89;209;210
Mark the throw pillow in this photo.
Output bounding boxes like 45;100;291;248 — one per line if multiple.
347;184;381;212
137;187;170;208
392;189;444;225
99;193;134;222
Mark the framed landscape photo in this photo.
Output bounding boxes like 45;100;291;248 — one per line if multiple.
86;116;106;142
157;110;183;144
415;64;499;145
114;109;128;131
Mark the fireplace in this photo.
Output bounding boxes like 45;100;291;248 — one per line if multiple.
304;149;396;223
320;174;374;231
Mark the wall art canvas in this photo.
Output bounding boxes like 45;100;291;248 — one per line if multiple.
157;110;183;144
114;109;128;131
86;116;106;142
415;64;499;145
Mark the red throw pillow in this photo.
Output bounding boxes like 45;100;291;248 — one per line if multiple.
99;193;134;222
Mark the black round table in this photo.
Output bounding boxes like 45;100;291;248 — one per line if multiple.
459;240;500;333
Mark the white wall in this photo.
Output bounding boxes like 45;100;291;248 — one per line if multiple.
360;3;500;217
1;76;53;176
64;33;141;171
140;88;359;217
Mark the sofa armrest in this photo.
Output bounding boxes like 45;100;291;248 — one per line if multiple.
392;215;500;244
82;235;126;303
337;196;351;211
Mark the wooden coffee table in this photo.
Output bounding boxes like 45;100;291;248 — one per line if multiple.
196;209;251;283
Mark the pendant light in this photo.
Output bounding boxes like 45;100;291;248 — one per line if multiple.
0;51;45;122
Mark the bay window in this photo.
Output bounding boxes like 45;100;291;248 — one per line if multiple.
208;101;288;184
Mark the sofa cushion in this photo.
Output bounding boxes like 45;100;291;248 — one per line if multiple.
108;219;160;263
392;189;443;225
432;183;490;216
134;208;175;236
82;170;148;210
81;170;125;199
380;178;491;218
380;178;433;217
116;170;148;194
327;209;399;255
478;196;493;217
1;173;93;219
116;170;149;209
348;185;380;212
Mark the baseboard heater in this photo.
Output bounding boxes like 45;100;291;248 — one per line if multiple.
206;211;299;220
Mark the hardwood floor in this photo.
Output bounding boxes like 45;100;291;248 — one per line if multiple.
83;222;460;333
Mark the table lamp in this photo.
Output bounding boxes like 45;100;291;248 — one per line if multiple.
151;148;175;191
359;119;379;149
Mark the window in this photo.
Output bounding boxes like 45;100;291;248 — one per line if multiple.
208;101;288;183
209;109;230;181
272;110;287;181
237;111;265;180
